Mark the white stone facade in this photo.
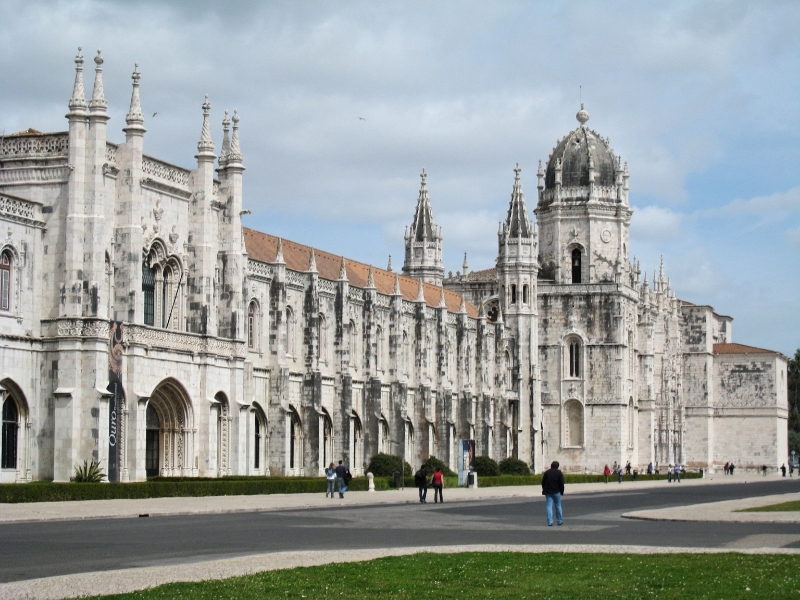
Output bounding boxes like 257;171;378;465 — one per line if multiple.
0;54;787;484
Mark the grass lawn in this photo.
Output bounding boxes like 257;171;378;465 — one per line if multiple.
740;500;800;512
90;552;799;599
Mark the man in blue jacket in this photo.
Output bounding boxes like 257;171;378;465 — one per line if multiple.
541;460;565;526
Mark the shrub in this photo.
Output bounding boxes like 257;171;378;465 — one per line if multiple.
366;453;412;477
498;457;531;475
422;455;456;477
71;460;105;483
473;456;500;477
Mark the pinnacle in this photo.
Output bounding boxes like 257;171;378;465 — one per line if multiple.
219;110;231;167
68;47;87;112
197;94;215;155
227;109;243;164
504;163;532;239
89;49;107;112
125;64;145;130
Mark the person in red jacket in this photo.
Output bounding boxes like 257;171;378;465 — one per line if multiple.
431;467;444;503
541;461;565;526
603;464;611;483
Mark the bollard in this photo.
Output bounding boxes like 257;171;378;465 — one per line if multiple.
367;472;375;492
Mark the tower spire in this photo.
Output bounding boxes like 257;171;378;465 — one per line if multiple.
438;286;447;308
228;110;243;164
366;265;376;289
393;273;401;295
274;237;285;264
89;49;107;112
338;256;348;281
504;163;532;238
68;47;87;112
124;64;145;132
402;168;444;285
219;110;231;167
415;278;425;302
197;94;215;155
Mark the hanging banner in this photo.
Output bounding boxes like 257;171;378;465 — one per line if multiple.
457;439;475;486
106;321;124;482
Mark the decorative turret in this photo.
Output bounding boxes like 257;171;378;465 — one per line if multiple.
218;110;231;168
462;253;469;276
307;248;318;273
393;273;401;296
274;238;285;264
196;94;215;158
366;265;376;289
338;256;348;281
402;169;444;285
89;50;107;114
227;110;243;165
68;48;87;114
496;164;538;316
124;64;146;136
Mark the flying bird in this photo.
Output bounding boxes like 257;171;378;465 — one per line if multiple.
152;112;158;117
358;117;366;121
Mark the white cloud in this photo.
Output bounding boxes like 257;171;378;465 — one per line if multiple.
630;205;684;242
709;186;800;217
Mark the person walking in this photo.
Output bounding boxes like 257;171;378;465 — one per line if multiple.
673;463;681;483
541;460;565;526
647;462;653;475
431;467;444;503
603;464;611;483
617;464;623;484
724;461;729;475
729;462;735;476
781;464;786;477
325;462;336;498
667;463;673;482
414;466;428;503
790;463;794;477
625;461;632;476
335;460;351;498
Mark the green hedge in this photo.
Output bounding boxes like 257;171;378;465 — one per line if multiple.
0;471;701;503
0;476;392;504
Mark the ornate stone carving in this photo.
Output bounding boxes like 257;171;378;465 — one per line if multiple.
286;270;306;289
124;324;246;357
142;157;190;187
247;260;274;282
0;133;68;158
0;166;71;187
318;278;337;296
47;318;110;339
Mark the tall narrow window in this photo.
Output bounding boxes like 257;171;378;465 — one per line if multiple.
565;400;584;447
145;404;160;477
522;284;529;304
1;397;18;469
286;308;295;356
142;262;155;326
254;414;261;469
376;326;383;371
318;314;327;362
0;251;11;311
568;340;581;378
571;248;582;284
510;284;517;304
248;302;257;349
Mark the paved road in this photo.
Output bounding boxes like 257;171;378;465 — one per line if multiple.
3;479;799;583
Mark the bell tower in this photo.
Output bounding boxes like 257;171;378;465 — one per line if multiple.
402;169;444;285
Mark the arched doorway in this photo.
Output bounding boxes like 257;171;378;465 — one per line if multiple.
147;379;194;477
211;392;230;478
0;380;29;483
251;402;268;476
351;412;364;475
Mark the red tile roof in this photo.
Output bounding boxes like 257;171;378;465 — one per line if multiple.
243;228;478;318
713;343;776;355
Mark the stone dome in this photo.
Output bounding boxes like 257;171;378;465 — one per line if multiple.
544;105;618;191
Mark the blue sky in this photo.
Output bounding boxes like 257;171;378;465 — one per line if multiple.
1;1;798;355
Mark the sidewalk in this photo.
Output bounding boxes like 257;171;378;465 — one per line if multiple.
0;471;793;524
623;490;800;523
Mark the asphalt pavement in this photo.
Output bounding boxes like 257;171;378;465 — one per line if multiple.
3;478;799;584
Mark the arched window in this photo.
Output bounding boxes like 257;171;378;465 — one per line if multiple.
289;409;302;473
564;399;584;447
142;262;155;326
145;403;160;477
318;314;327;363
428;423;437;457
0;251;12;312
352;414;364;475
247;301;258;350
571;248;582;284
465;345;472;382
522;284;529;305
567;338;582;378
285;308;295;357
628;330;634;377
161;262;180;329
252;405;267;473
510;284;517;305
1;397;19;469
379;418;390;455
